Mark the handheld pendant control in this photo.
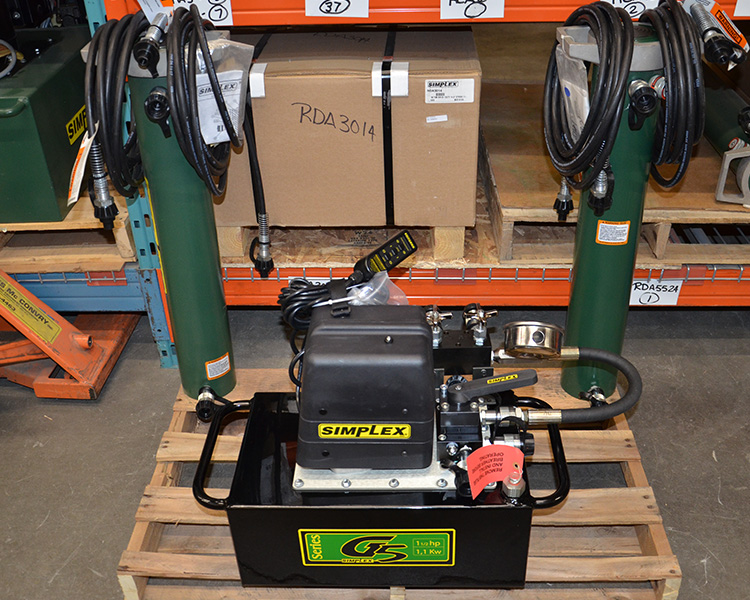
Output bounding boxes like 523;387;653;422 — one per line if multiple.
350;230;417;284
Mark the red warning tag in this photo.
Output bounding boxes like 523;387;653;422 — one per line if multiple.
466;444;525;499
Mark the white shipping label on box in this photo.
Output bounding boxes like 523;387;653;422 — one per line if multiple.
600;0;659;18
630;280;683;306
173;0;232;26
306;0;369;18
440;0;504;19
196;69;243;145
425;79;475;104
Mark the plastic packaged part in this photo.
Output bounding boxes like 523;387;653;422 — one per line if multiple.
555;46;589;142
193;32;255;146
348;271;408;306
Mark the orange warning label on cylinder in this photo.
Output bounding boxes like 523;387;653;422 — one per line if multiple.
206;352;231;380
596;220;630;246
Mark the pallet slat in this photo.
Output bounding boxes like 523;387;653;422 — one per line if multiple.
121;551;678;584
156;429;641;463
143;589;658;600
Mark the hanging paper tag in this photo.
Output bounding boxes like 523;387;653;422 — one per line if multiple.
67;123;98;207
466;444;525;499
196;69;244;145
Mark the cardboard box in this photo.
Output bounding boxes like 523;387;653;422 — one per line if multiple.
217;29;481;228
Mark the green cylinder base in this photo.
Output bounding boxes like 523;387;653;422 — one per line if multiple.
561;70;659;398
129;76;236;398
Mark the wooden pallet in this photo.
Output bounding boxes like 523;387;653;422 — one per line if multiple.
117;368;681;600
482;83;750;266
217;224;469;265
0;194;134;273
216;173;500;269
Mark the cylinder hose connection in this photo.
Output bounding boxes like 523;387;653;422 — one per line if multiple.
498;321;642;425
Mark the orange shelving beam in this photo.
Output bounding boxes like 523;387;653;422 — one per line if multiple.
217;265;750;307
103;0;749;25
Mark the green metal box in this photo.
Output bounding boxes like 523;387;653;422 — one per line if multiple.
0;27;89;223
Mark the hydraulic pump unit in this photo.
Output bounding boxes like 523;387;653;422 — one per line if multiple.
194;239;643;589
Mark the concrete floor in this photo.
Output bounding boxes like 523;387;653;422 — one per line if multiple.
0;307;747;600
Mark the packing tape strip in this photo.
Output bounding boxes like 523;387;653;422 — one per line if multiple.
249;63;267;98
380;30;398;226
372;62;410;97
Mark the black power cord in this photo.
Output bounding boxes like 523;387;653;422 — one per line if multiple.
278;278;346;332
543;2;634;194
85;13;148;198
640;0;705;188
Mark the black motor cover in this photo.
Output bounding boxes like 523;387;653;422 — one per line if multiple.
296;305;434;469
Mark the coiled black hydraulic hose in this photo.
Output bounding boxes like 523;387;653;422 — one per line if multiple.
515;396;570;509
166;5;239;197
166;5;273;276
640;0;705;188
560;347;642;424
84;12;148;197
543;2;634;192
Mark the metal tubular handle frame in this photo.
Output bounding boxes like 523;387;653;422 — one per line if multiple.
192;399;252;510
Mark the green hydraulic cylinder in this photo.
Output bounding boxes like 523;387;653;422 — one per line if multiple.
129;75;236;398
561;66;661;398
